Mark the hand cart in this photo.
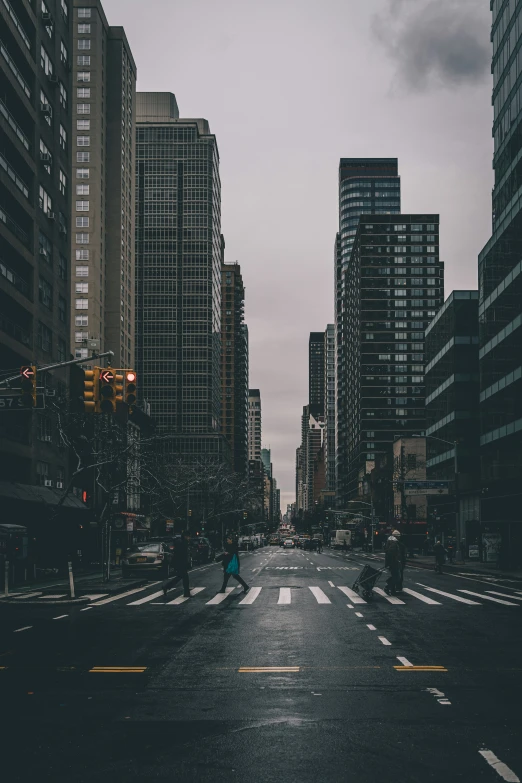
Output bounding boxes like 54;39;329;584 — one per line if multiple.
352;564;385;600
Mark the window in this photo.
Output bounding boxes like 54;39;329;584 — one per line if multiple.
412;376;423;384
379;354;391;361
78;8;91;18
77;71;90;82
76;200;89;211
39;185;52;214
75;315;88;326
59;254;67;280
37;322;52;352
39;138;52;174
77;135;90;146
75;298;88;310
60;40;68;67
75;282;88;293
365;333;374;340
396;409;407;416
75;348;89;359
394;225;407;231
40;45;53;75
77;55;90;66
426;246;436;253
75;331;88;343
76;184;89;195
59;124;67;150
395;332;407;339
77;87;90;98
39;230;52;261
39;278;53;309
59;169;67;196
76;233;89;244
57;338;66;363
40;89;52;125
77;103;90;114
76;217;89;227
78;23;91;33
36;461;50;483
75;248;89;260
77;39;91;50
411;224;423;232
76;265;88;277
394;289;406;297
76;168;89;179
59;82;67;110
395;354;407;361
58;295;66;323
76;152;90;162
77;119;90;130
427;278;436;285
42;0;53;36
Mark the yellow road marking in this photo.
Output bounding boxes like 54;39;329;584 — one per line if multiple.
394;666;448;671
238;666;300;673
89;666;147;673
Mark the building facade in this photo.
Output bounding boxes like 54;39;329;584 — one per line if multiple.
135;92;223;451
221;261;248;475
336;159;401;507
424;291;480;544
248;388;261;462
340;214;444;505
70;1;136;370
477;1;522;567
309;331;324;416
324;324;336;492
0;0;73;488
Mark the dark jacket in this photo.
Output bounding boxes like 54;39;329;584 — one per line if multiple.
433;542;446;564
222;540;241;573
385;536;401;568
172;536;190;570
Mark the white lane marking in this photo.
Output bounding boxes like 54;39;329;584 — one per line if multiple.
278;587;292;605
426;687;451;706
479;749;520;782
206;587;236;605
367;624;376;631
38;594;67;599
487;591;522;601
83;594;108;601
337;586;366;604
355;612;364;618
309;586;331;604
378;636;391;646
397;656;413;667
128;589;167;606
80;606;94;611
328;581;335;587
13;626;32;633
91;583;161;606
402;587;441;605
373;586;405;605
14;592;42;600
347;604;354;609
458;589;518;606
415;584;480;605
169;587;206;605
239;586;262;605
53;614;68;620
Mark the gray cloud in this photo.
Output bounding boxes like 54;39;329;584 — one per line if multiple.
373;0;491;91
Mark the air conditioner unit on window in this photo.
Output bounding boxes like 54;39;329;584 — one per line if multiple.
47;74;58;85
41;11;52;21
39;248;48;258
56;481;64;489
40;152;52;163
47;210;55;221
44;479;53;487
40;102;52;115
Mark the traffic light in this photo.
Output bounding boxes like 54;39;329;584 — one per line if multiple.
20;366;36;407
99;368;116;413
188;509;192;517
114;372;124;406
125;371;137;411
83;368;99;413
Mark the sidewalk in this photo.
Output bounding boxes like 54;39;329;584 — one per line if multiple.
1;567;149;602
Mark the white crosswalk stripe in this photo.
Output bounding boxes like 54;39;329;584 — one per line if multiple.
486;591;522;601
337;586;366;604
128;589;167;606
309;586;331;604
373;587;405;605
458;589;519;606
278;587;292;604
402;587;441;605
168;587;206;605
239;587;262;605
205;587;236;605
416;584;481;605
92;583;161;606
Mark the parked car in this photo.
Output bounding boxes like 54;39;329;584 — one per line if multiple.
190;536;215;564
121;542;172;578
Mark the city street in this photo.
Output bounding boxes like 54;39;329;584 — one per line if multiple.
1;546;521;782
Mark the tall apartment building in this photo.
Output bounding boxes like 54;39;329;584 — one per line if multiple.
136;93;226;463
309;331;325;416
478;1;522;566
221;261;248;475
248;389;261;462
0;0;72;488
340;214;444;505
70;1;136;370
335;159;401;505
324;324;336;492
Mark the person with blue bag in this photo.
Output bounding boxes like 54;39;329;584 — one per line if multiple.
218;535;250;594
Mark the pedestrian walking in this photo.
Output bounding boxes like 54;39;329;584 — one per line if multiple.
433;540;446;574
447;542;454;564
218;536;250;594
317;539;323;553
396;532;407;592
384;530;401;596
162;530;192;597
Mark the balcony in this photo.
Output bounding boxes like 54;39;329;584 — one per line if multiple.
0;40;32;99
0;204;30;247
2;0;31;51
0;312;31;346
0;150;29;199
0;258;30;297
0;97;30;151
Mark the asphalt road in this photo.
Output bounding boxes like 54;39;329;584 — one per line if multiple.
1;546;521;783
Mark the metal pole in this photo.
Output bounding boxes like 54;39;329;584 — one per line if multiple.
4;559;8;598
0;351;115;387
454;441;460;553
370;498;375;553
68;561;75;599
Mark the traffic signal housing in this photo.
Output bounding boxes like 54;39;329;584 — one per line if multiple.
20;366;36;407
125;371;137;411
99;368;116;413
83;368;99;413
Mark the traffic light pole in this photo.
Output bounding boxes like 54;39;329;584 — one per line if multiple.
0;351;115;388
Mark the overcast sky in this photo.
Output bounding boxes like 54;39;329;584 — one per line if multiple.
104;0;493;510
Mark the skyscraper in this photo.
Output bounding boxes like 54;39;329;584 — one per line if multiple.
248;389;261;462
136;93;225;461
0;0;73;487
324;324;336;492
335;159;401;504
70;1;136;369
221;260;248;475
309;331;325;416
478;2;522;564
339;214;444;505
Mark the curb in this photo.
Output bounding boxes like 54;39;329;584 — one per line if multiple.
1;597;90;606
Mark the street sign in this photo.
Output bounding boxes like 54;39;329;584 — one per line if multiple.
0;394;45;410
404;481;449;489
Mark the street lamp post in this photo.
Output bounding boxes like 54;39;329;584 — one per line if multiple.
346;499;375;552
412;434;459;547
